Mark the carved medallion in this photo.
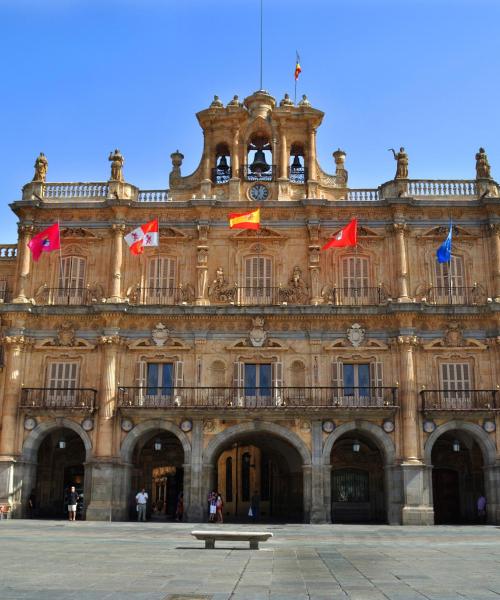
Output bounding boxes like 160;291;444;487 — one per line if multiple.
249;316;267;347
347;323;365;347
152;323;171;347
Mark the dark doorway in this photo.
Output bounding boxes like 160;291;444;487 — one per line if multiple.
35;428;86;519
433;468;460;524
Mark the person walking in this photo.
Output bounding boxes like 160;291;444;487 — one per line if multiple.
208;491;217;522
67;486;79;522
136;488;148;522
215;492;224;524
477;494;487;523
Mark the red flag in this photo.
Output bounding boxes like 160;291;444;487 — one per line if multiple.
124;219;159;255
321;218;358;250
27;223;61;261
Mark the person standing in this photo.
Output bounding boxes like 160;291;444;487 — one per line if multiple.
136;488;148;522
175;492;184;522
208;491;217;522
250;491;260;523
67;486;79;522
28;490;36;519
215;492;224;524
477;494;487;523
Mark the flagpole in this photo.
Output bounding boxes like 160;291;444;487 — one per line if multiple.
259;0;263;90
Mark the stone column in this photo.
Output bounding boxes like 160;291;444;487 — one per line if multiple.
394;223;411;302
108;224;124;303
229;128;240;199
280;130;288;179
95;334;120;457
490;224;500;302
13;226;33;303
186;419;204;521
307;127;317;181
201;130;212;197
484;464;500;524
302;464;312;523
310;420;327;523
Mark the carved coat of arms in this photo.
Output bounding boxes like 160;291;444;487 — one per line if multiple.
347;323;365;347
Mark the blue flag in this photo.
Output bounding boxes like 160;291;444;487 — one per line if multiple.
436;224;452;263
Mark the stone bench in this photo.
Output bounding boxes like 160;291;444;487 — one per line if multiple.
191;529;273;550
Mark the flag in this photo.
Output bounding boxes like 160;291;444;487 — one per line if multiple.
436;223;452;263
321;218;358;250
294;52;302;80
228;208;260;230
27;223;61;261
124;219;159;255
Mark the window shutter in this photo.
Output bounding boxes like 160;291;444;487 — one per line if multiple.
272;361;284;406
135;360;147;405
370;361;384;405
0;279;7;301
174;360;184;405
331;361;343;403
46;362;79;405
233;361;244;406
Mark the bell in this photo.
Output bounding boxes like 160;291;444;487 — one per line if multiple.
291;154;302;172
250;149;270;174
217;154;229;173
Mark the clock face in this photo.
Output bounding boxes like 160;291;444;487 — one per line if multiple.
249;184;269;201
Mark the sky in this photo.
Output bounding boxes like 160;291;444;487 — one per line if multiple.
1;0;499;243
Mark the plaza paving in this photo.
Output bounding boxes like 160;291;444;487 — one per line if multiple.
1;521;500;600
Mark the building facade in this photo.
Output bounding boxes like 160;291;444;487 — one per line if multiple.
0;89;499;525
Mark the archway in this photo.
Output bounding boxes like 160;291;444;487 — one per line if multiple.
204;422;310;523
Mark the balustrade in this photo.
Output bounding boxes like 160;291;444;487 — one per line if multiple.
421;389;497;411
407;180;477;197
117;386;398;409
137;190;169;202
0;245;17;259
20;387;97;411
347;189;379;201
43;183;108;199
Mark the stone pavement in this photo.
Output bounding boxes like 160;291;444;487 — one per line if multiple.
1;521;500;600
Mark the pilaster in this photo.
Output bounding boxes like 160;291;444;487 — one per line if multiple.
186;419;204;521
310;420;327;523
393;223;411;302
12;226;33;303
107;224;125;303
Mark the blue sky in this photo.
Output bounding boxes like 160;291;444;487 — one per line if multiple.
1;0;499;242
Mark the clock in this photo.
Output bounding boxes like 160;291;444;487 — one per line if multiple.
249;183;269;201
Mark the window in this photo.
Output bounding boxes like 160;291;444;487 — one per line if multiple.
233;361;283;406
332;361;384;406
434;255;465;302
440;362;472;407
146;257;176;304
340;256;370;304
0;280;7;302
242;256;273;304
46;362;79;406
332;469;369;503
343;364;370;396
135;360;183;405
56;256;86;304
147;363;174;396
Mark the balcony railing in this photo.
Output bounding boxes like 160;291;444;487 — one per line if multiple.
43;183;109;199
322;286;390;306
240;165;276;182
0;288;11;303
425;286;487;306
35;287;95;306
117;386;398;409
137;190;169;202
289;166;308;184
131;287;193;305
421;390;498;411
0;244;17;259
20;388;97;411
211;167;232;185
347;189;380;201
407;180;477;197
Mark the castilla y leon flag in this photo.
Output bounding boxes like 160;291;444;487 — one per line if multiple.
294;52;302;80
228;208;260;230
27;223;61;261
124;218;159;255
321;218;358;250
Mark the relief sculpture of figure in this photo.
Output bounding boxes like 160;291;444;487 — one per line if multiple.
208;266;237;304
279;266;309;304
389;147;408;179
475;147;491;179
33;152;48;182
108;149;124;182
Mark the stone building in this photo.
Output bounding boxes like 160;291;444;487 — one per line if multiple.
0;89;499;525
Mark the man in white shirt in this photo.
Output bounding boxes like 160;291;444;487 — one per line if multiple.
136;489;148;522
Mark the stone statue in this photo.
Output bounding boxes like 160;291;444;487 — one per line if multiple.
208;267;237;304
210;95;224;108
475;147;491;179
280;93;294;107
279;266;309;304
33;152;48;182
389;147;408;179
108;149;124;182
298;94;311;107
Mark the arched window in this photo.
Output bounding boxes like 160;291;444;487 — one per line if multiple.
332;469;369;503
242;256;273;304
213;143;231;185
246;135;273;181
146;257;176;304
434;255;465;303
225;457;233;502
56;256;86;304
289;143;306;184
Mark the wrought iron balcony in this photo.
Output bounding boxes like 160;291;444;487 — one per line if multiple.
34;287;96;306
20;388;97;411
322;286;390;306
421;389;498;411
130;286;194;306
211;167;232;185
425;286;487;306
117;386;398;409
240;165;276;182
0;287;11;303
289;166;308;184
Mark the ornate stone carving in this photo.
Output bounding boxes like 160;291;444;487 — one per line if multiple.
333;149;348;186
279;266;310;304
151;323;171;347
99;334;121;345
208;267;237;304
443;322;464;347
108;149;124;182
57;323;76;346
347;323;365;347
33;152;48;182
476;147;491;179
390;147;408;179
249;316;267;347
179;283;195;304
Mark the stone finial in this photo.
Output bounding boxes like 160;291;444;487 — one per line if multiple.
280;93;294;107
475;147;492;179
108;149;124;182
32;152;48;182
227;95;241;107
333;149;346;166
170;150;184;169
333;149;348;186
389;147;408;180
298;94;311;107
210;95;224;108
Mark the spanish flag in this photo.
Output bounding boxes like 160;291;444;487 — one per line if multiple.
228;208;260;230
294;52;302;81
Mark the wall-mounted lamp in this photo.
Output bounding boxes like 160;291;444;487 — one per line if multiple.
154;439;162;452
452;440;460;453
352;440;361;453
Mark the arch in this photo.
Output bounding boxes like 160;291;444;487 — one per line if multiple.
424;420;496;466
21;418;93;463
322;420;396;465
120;419;191;464
203;421;311;467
